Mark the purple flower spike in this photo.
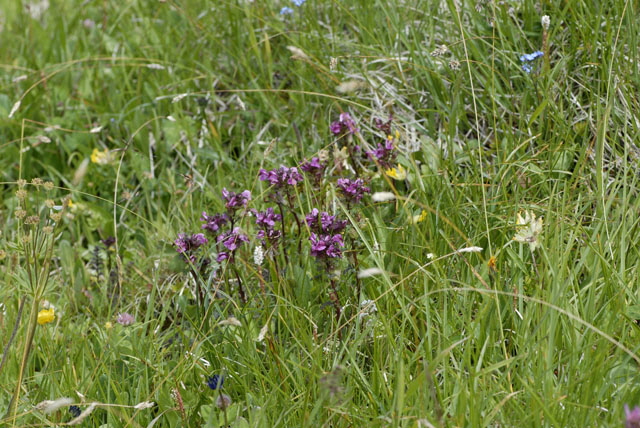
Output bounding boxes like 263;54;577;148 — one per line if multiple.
200;212;229;234
216;227;249;263
310;233;344;259
300;157;326;185
218;227;249;252
116;312;135;326
330;112;358;135
255;207;282;229
175;233;208;254
367;139;397;169
222;188;251;210
626;405;640;428
259;166;304;188
336;178;370;204
306;209;347;234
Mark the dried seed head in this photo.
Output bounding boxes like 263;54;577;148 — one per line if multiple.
50;212;63;223
449;60;461;70
17;179;27;188
15;209;27;219
25;215;40;225
43;226;54;234
215;394;232;410
16;189;27;200
45;199;55;208
43;181;54;191
31;178;44;186
329;57;338;71
21;234;32;244
431;44;449;57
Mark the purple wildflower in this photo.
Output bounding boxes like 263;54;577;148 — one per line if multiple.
367;139;396;169
330;112;358;135
175;233;208;254
254;207;282;229
222;188;251;210
306;208;348;234
300;157;326;184
374;115;393;135
259;166;304;187
116;312;135;326
310;233;344;259
336;178;370;204
253;207;283;243
216;227;249;262
626;405;640;428
175;233;208;263
200;212;229;235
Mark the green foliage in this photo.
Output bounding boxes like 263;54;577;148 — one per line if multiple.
1;0;640;426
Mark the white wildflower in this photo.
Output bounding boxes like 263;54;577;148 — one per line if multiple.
253;245;265;266
89;126;102;134
513;210;543;251
541;15;550;30
146;63;165;70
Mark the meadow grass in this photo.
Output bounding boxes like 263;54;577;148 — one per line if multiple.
1;0;640;426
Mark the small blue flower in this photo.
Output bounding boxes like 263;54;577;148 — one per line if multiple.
519;50;543;73
292;0;307;5
520;51;543;62
207;374;224;390
280;6;294;15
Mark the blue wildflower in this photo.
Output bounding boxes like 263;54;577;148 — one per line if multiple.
280;6;294;15
519;50;543;73
207;374;224;390
292;0;307;5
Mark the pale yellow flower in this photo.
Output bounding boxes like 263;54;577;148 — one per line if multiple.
513;210;543;251
90;148;113;165
385;164;407;181
410;210;427;224
37;308;55;325
105;321;113;329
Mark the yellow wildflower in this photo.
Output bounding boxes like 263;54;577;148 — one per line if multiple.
488;256;497;272
105;321;113;329
90;148;113;165
410;210;427;224
385;164;407;181
37;308;55;325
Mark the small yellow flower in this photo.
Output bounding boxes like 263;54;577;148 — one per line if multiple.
37;308;55;325
488;256;497;271
105;321;113;329
90;148;113;165
385;165;407;181
410;210;427;224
